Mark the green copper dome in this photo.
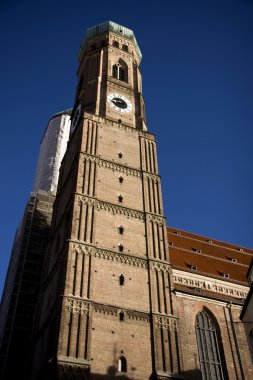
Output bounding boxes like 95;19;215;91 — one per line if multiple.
83;21;142;61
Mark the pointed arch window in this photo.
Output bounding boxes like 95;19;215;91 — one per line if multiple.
195;310;228;380
113;64;125;81
112;59;128;82
118;356;127;372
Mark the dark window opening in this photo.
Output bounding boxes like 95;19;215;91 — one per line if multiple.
122;44;128;52
119;225;124;234
119;311;124;321
118;356;127;372
119;244;124;252
118;152;123;158
118;195;123;203
113;41;119;48
119;274;124;285
119;176;124;183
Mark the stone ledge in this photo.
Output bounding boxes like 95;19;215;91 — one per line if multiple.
57;355;90;367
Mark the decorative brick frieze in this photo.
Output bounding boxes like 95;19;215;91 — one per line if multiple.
172;269;249;299
93;303;118;316
108;45;137;64
97;199;144;219
80;153;162;183
81;153;142;177
150;260;171;273
93;301;150;323
77;194;95;207
143;172;160;183
77;194;145;220
97;158;141;177
64;297;90;316
147;213;165;226
155;315;177;331
71;241;173;273
71;241;147;268
126;309;150;322
72;243;93;256
84;113;148;137
94;247;147;268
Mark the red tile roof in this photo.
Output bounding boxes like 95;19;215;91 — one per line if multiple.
167;226;253;286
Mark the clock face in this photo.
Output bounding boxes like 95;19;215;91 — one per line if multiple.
107;93;133;114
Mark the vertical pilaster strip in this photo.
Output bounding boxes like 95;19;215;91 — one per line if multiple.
96;49;103;115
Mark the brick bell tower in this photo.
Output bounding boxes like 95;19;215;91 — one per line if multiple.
33;21;181;380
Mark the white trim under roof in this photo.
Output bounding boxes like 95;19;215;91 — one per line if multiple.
172;269;249;299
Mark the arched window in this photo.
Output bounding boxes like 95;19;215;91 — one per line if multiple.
118;195;123;203
195;310;228;380
113;40;119;48
122;44;128;52
118;244;124;252
112;59;128;82
118;356;127;372
112;64;124;81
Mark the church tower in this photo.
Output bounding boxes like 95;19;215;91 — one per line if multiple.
33;21;181;380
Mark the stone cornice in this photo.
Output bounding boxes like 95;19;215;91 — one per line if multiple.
81;151;161;182
63;295;150;322
70;241;172;273
77;193;145;220
83;112;152;138
71;240;148;268
63;295;178;328
76;193;166;223
172;269;249;300
174;291;243;309
81;152;141;177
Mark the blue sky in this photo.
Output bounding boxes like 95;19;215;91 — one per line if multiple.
1;0;253;297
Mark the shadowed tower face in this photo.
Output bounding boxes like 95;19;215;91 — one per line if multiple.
33;21;180;380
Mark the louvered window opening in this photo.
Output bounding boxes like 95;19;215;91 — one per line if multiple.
196;311;226;380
